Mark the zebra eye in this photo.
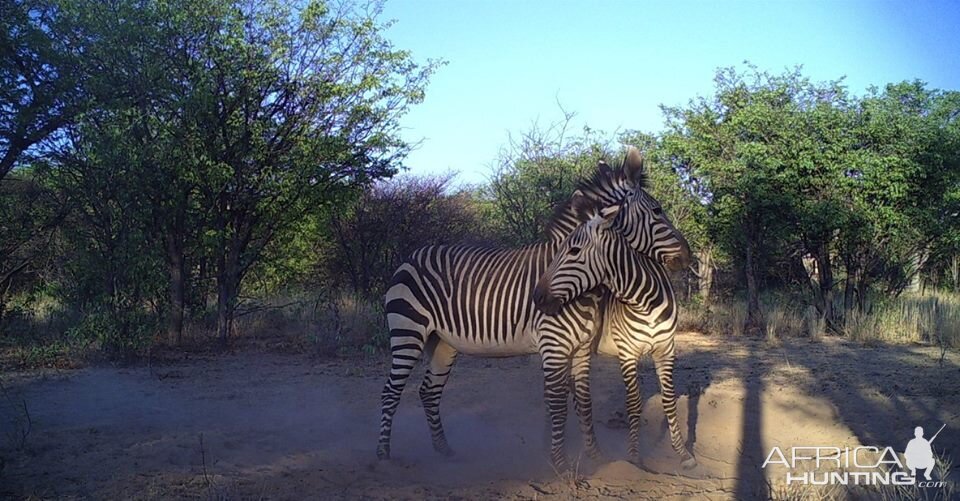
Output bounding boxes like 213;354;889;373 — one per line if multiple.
569;246;582;256
653;207;664;216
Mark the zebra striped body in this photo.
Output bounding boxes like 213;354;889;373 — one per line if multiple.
387;244;593;356
377;148;692;469
534;207;697;468
380;240;605;467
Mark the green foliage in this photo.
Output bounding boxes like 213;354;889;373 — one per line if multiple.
66;304;157;359
1;0;441;355
327;174;495;298
486;111;615;245
0;169;64;333
662;64;960;332
4;3;960;357
621;131;709;252
1;0;87;179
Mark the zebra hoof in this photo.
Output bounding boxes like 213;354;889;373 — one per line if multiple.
680;456;698;470
376;445;390;460
585;446;603;460
559;470;588;488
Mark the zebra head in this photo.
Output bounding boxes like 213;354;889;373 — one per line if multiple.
533;196;623;315
612;147;692;272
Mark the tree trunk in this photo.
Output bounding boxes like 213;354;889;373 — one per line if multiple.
216;261;235;346
216;233;243;346
856;268;870;314
812;245;835;331
951;255;959;290
696;247;715;305
744;239;764;336
166;237;186;345
159;191;189;345
843;258;857;326
196;255;207;312
905;248;929;294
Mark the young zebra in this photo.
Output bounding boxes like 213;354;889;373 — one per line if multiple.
533;201;698;469
377;148;691;469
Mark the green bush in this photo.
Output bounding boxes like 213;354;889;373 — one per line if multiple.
67;304;158;359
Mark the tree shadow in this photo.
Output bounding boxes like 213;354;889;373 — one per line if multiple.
668;335;768;497
670;332;960;497
786;341;960;464
733;343;767;498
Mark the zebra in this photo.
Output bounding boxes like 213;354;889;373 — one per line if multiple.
376;147;691;469
533;200;698;469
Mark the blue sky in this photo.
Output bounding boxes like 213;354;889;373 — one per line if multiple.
381;0;960;185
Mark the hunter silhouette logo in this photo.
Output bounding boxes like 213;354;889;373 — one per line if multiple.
762;424;948;487
905;424;945;481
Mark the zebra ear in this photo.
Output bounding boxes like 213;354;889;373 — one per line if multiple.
597;159;612;175
623;146;645;185
570;192;601;222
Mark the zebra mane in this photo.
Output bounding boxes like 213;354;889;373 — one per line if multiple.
543;156;647;240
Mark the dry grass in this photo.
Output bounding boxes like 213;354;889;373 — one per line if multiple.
680;290;960;349
764;304;805;343
845;292;960;348
803;305;827;340
228;290;387;356
679;300;747;337
1;288;390;368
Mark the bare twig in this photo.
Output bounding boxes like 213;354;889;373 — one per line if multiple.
19;399;31;447
199;432;211;487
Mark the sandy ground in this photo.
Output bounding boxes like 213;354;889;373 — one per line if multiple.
1;331;959;500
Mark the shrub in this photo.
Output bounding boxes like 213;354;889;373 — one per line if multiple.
66;304;157;359
327;174;497;298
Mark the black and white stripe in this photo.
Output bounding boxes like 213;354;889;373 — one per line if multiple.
533;204;697;469
376;148;691;469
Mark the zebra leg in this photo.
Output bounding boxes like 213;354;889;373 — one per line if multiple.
377;326;429;460
653;350;697;469
540;347;573;470
419;338;458;457
570;342;601;459
617;353;644;462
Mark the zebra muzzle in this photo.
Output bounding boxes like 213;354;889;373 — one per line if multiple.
664;253;691;272
533;283;563;316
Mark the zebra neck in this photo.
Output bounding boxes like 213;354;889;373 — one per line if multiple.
612;212;650;258
545;211;582;243
607;255;674;310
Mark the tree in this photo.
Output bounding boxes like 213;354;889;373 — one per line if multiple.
839;82;960;307
0;0;87;180
0;170;64;330
1;0;83;327
662;65;960;335
28;0;438;348
662;66;819;333
328;174;493;297
487;111;613;245
173;0;439;343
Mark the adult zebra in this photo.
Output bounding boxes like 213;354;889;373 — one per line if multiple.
533;200;697;469
376;148;691;469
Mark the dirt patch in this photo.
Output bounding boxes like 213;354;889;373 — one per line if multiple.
2;332;958;499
